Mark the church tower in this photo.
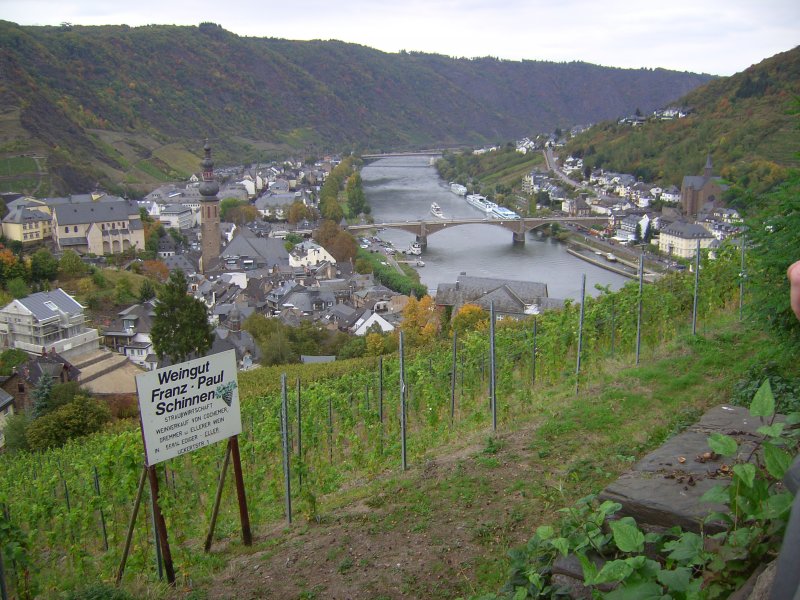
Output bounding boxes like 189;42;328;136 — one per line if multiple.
199;140;220;274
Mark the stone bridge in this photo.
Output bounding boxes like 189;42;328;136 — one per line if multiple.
347;216;610;247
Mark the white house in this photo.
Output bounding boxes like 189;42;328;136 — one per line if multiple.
0;289;100;360
352;311;394;336
159;204;194;230
289;241;337;268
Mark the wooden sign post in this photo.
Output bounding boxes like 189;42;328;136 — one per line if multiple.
118;350;250;586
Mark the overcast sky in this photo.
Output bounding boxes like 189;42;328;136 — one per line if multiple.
4;0;798;75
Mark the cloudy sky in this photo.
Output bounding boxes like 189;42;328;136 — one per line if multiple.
4;0;798;75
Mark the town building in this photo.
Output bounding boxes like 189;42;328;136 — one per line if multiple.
0;289;100;360
657;221;715;259
159;204;194;230
436;274;563;317
52;199;145;255
681;155;727;218
2;204;52;244
198;140;221;273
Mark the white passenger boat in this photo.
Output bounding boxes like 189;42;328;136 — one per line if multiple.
430;202;445;219
450;183;467;196
490;206;521;220
465;194;497;213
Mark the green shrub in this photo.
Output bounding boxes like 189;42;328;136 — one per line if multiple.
26;396;110;450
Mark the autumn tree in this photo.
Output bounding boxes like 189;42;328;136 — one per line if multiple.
451;303;489;334
226;204;259;225
151;270;213;364
400;295;441;346
287;201;313;224
313;220;357;262
142;259;170;283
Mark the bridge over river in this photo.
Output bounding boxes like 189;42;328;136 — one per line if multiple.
348;216;609;247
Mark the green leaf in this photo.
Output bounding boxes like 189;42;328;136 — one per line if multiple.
733;463;756;488
598;500;623;517
750;379;775;417
663;532;704;563
758;492;794;520
757;423;785;438
604;581;663;600
550;537;570;557
700;484;730;505
708;433;738;457
593;559;634;584
610;519;645;553
513;586;528;600
577;552;598;583
785;412;800;426
536;525;554;540
656;567;693;592
763;443;792;479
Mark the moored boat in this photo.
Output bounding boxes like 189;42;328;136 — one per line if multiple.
450;183;468;196
490;206;521;220
465;194;497;213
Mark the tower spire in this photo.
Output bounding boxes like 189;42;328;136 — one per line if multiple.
199;139;220;274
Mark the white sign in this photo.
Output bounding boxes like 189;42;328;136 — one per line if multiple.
136;350;242;466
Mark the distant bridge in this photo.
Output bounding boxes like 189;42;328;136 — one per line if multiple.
347;216;609;247
361;150;445;162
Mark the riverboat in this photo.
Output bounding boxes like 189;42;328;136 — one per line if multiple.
465;194;497;213
490;206;521;220
430;202;445;219
404;242;422;256
450;183;468;196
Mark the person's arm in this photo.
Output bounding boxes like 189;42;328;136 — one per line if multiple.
789;260;800;321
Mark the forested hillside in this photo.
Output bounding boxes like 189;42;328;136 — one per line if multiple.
562;45;800;199
0;21;713;194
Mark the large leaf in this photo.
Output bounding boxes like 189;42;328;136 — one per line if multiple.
758;492;794;520
663;531;704;564
610;519;645;553
656;566;693;592
536;525;554;540
733;463;756;488
757;423;785;438
604;581;663;600
708;433;738;457
763;442;792;479
550;537;570;557
750;379;775;417
593;559;634;585
700;484;730;505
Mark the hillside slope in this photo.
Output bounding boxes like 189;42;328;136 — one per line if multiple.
562;45;800;191
0;21;713;195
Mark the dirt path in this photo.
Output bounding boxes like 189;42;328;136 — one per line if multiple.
186;421;560;600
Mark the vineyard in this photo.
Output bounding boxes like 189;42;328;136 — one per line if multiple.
0;248;747;597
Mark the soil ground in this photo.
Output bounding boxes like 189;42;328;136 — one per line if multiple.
184;419;567;600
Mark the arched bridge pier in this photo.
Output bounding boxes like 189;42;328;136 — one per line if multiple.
349;216;610;247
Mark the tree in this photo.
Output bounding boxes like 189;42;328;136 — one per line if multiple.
6;276;30;299
1;413;30;452
226;204;259;225
30;248;59;283
26;395;110;450
220;198;246;221
58;249;87;278
287;201;312;224
141;259;169;283
114;277;134;305
138;278;156;302
451;304;489;333
31;374;54;419
151;270;214;364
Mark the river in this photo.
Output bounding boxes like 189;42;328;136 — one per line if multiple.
360;156;629;301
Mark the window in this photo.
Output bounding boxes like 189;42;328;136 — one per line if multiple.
64;227;69;233
73;226;78;233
